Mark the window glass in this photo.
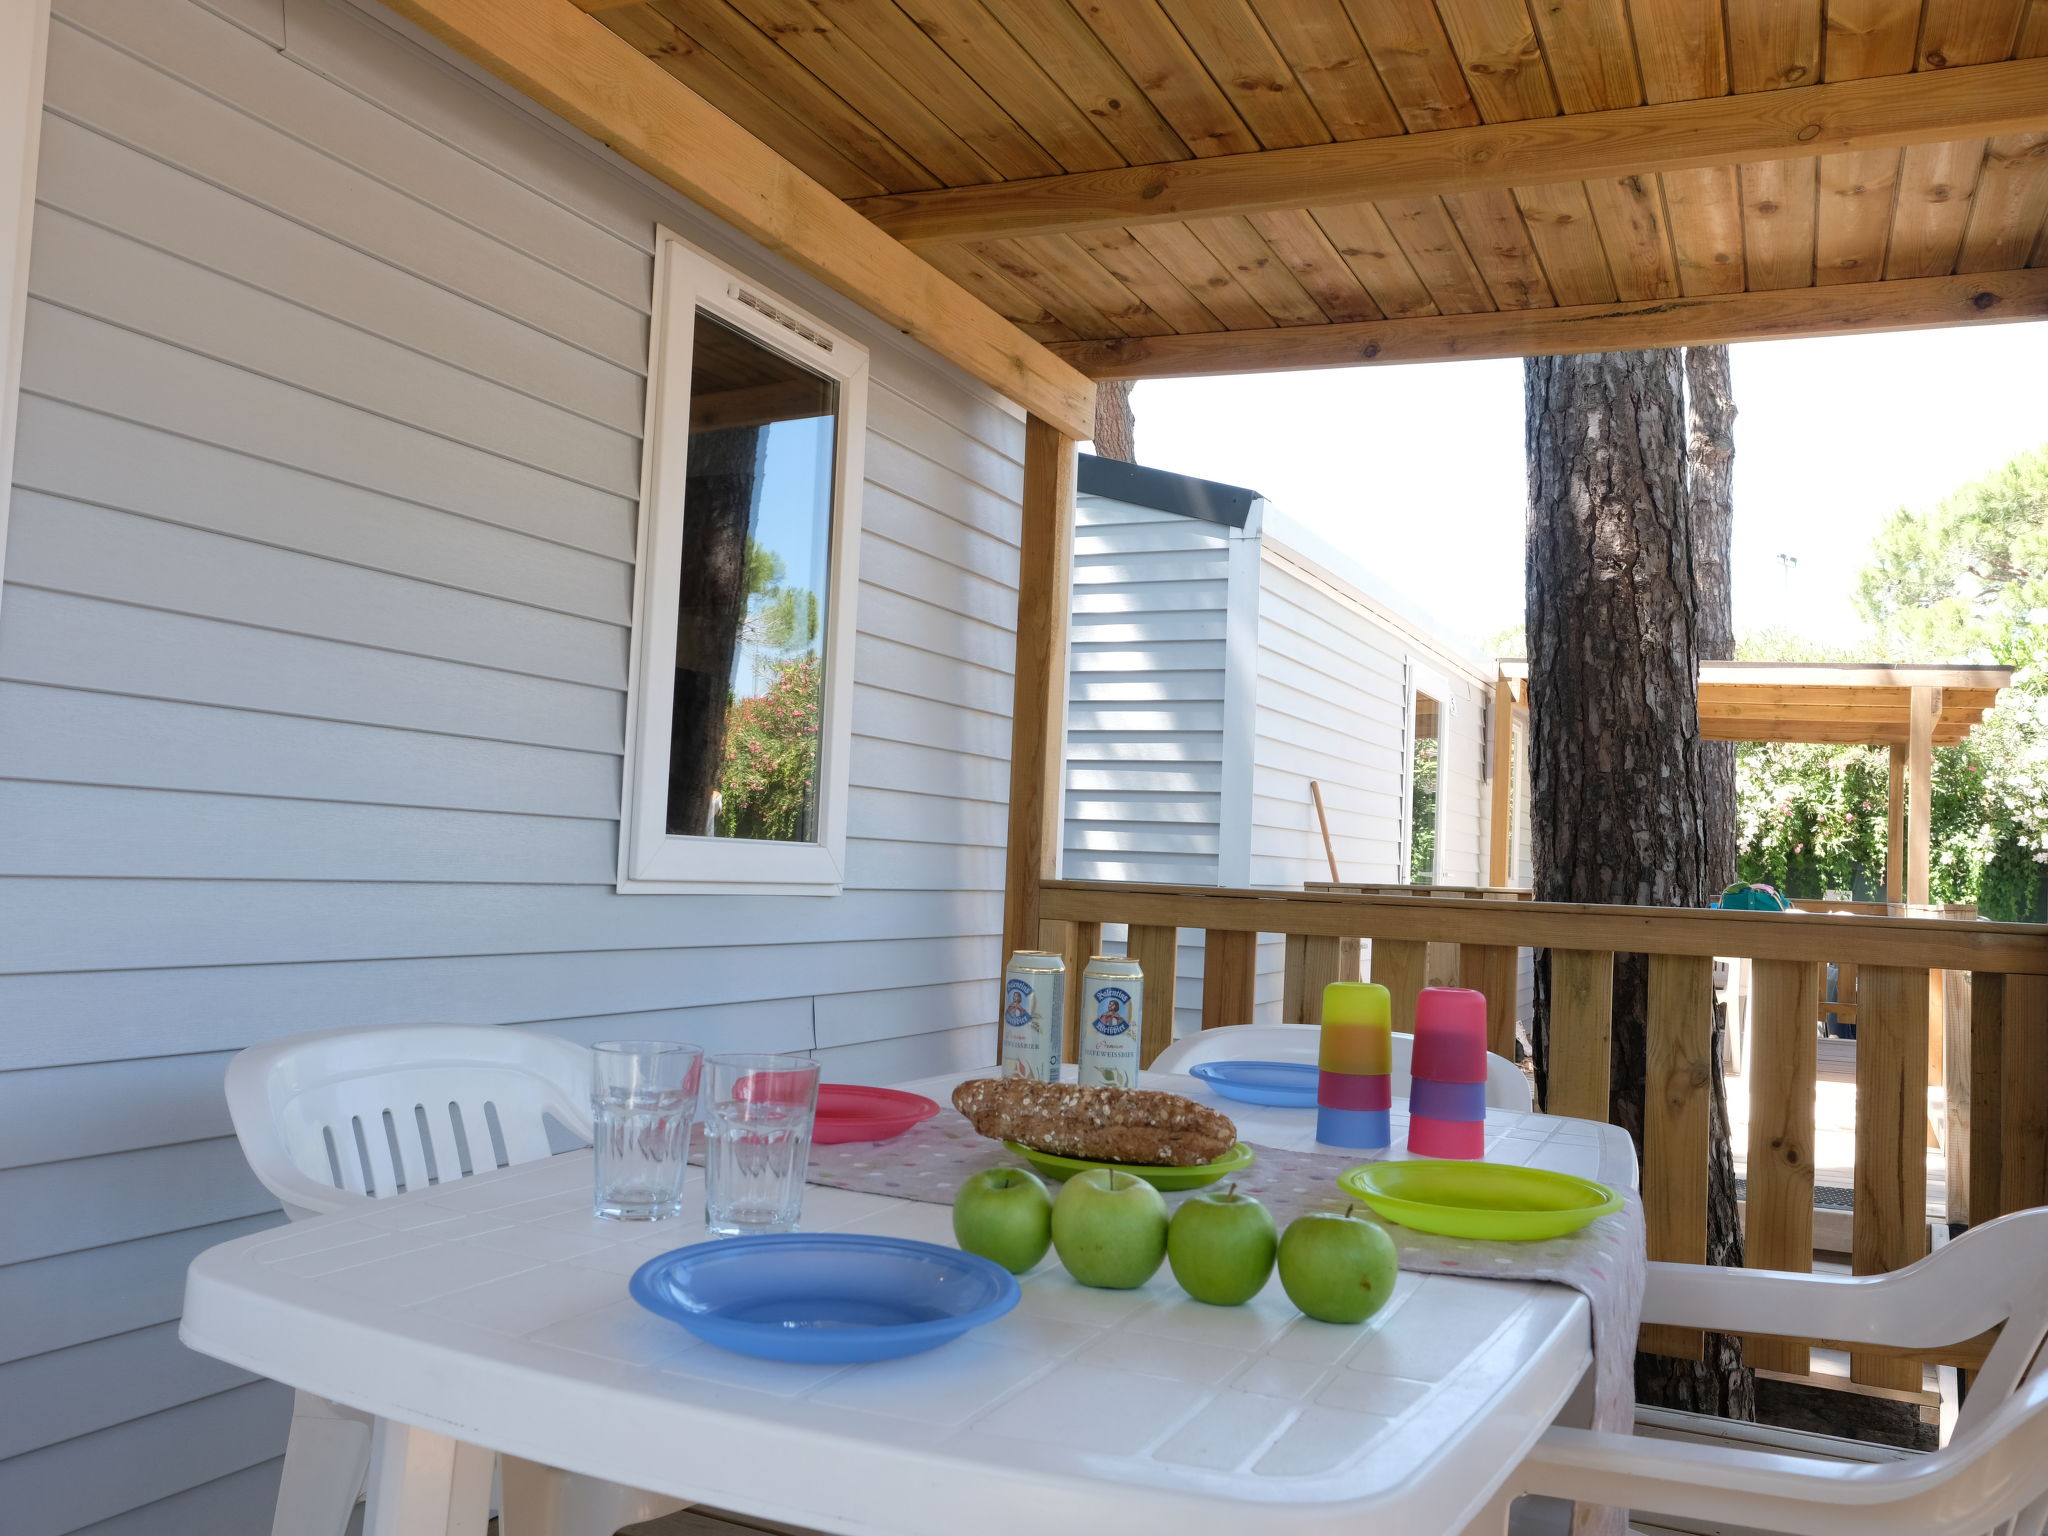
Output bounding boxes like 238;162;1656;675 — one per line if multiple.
668;312;837;842
1409;693;1441;883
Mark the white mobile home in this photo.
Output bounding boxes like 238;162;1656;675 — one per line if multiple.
1063;457;1524;1037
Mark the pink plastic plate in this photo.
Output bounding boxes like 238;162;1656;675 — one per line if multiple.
812;1085;941;1145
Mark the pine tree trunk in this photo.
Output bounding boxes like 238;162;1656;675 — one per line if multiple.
1687;345;1738;889
1093;379;1136;462
1525;350;1754;1419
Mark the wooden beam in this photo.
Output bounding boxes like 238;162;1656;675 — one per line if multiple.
1744;959;1820;1375
1051;270;2048;380
1908;687;1938;907
1888;744;1907;906
1486;675;1515;888
1000;418;1076;971
854;58;2048;246
1852;966;1930;1390
378;0;1094;438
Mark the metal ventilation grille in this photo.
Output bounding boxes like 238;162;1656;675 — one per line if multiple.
730;285;833;353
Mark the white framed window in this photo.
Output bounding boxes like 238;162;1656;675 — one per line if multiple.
618;229;868;895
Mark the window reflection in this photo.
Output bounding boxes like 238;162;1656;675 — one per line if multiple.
668;314;837;842
1410;693;1441;884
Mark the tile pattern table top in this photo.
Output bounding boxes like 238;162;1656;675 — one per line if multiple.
184;1076;1637;1536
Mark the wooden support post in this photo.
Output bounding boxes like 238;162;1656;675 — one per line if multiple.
1886;744;1906;906
1907;689;1938;908
1371;939;1428;1034
1744;959;1821;1374
1487;676;1515;888
1201;929;1257;1031
1958;972;2004;1226
1852;966;1931;1390
2003;974;2048;1215
1458;944;1520;1061
1299;935;1345;1025
1544;950;1614;1122
1642;954;1714;1360
1000;418;1076;1000
1126;923;1179;1068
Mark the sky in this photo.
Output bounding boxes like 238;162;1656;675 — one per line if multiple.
1119;319;2048;656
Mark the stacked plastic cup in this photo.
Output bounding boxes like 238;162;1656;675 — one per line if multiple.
1315;981;1392;1149
1407;986;1489;1159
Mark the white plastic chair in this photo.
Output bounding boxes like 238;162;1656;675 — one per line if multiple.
225;1024;686;1536
1512;1208;2048;1535
1151;1022;1534;1111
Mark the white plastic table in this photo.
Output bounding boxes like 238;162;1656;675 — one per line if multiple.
183;1069;1637;1536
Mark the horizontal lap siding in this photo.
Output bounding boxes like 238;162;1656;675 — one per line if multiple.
0;0;1025;1528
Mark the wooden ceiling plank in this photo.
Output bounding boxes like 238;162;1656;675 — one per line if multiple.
1339;0;1482;132
919;244;1082;341
640;0;944;191
855;56;2048;246
1183;214;1335;325
1740;156;1820;288
1442;188;1556;308
1816;147;1904;282
967;237;1134;338
716;0;1008;185
1047;266;2048;375
1513;181;1623;305
1003;234;1180;337
1700;684;1912;706
597;4;886;197
891;0;1130;173
1824;0;1924;81
1702;701;1921;723
1725;0;1824;91
1126;222;1283;328
1150;0;1335;149
1246;0;1408;141
1957;129;2048;269
976;3;1194;166
1585;173;1684;298
2022;0;2048;54
1628;0;1731;103
1308;201;1443;315
1244;208;1388;321
1662;164;1749;292
1429;0;1560;121
382;0;1094;435
1071;0;1264;157
1887;138;1990;275
1375;195;1499;312
1526;0;1642;113
1701;722;1973;744
1917;0;2031;67
1070;227;1231;332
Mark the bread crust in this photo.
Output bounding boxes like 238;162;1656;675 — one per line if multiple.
951;1079;1237;1167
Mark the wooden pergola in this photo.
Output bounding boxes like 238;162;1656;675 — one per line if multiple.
380;0;2048;960
1497;661;2016;905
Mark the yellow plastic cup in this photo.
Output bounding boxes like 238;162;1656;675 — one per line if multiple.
1319;982;1391;1073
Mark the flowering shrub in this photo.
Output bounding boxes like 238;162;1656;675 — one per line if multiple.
715;655;821;843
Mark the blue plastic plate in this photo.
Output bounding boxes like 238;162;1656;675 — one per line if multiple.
629;1234;1020;1363
1189;1059;1320;1107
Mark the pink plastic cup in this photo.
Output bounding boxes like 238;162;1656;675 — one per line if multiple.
1411;987;1489;1083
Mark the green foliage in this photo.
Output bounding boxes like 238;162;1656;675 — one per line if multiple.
1735;445;2048;921
716;655;821;842
1409;735;1439;882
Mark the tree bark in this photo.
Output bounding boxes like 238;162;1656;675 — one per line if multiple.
669;424;763;834
1525;350;1753;1419
1093;378;1136;462
1687;345;1738;889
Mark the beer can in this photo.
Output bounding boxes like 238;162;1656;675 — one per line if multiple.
1001;951;1065;1083
1079;954;1143;1090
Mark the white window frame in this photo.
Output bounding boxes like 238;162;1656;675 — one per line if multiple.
617;229;868;895
0;0;51;620
1402;662;1450;886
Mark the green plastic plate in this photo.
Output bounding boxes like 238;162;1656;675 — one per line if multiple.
1338;1160;1621;1241
1003;1139;1255;1191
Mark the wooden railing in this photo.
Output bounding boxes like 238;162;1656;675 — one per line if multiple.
1039;877;2048;1389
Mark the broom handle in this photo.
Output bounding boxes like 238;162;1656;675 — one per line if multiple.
1309;780;1341;883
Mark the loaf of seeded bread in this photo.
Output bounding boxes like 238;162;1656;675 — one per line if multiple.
950;1079;1237;1167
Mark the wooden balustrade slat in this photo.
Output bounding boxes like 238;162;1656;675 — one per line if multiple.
1370;939;1429;1032
1044;918;1101;1064
1300;936;1345;1026
1957;972;2003;1226
1544;950;1613;1122
1457;944;1520;1062
1282;933;1307;1023
1744;959;1821;1375
1424;942;1461;989
2003;974;2048;1215
1852;966;1931;1391
1202;929;1257;1032
1126;924;1179;1068
1642;954;1714;1361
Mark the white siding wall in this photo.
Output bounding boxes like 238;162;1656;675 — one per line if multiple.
0;1;1025;1529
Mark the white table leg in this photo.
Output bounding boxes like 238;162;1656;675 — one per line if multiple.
364;1418;492;1536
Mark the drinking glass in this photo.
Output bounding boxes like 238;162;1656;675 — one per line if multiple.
703;1053;820;1236
591;1040;703;1220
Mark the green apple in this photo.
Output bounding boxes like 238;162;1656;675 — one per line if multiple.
1277;1207;1400;1324
1050;1168;1168;1289
952;1168;1054;1274
1167;1183;1276;1306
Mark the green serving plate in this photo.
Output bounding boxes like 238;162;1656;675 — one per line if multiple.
1003;1139;1256;1191
1338;1160;1621;1242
